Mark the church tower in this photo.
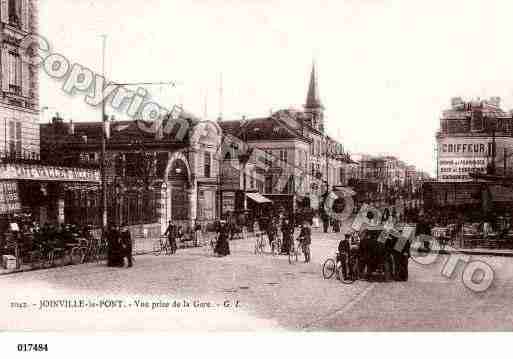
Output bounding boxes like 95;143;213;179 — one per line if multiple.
304;61;324;132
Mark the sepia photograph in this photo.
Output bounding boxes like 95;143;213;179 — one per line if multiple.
1;1;513;352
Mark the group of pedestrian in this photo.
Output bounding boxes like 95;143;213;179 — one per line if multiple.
106;224;133;268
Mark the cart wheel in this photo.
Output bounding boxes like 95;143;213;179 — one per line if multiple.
322;258;336;279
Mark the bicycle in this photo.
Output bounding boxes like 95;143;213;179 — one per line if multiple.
26;244;53;269
322;251;360;284
270;235;282;256
288;240;302;264
254;232;266;255
94;239;108;263
153;237;173;256
70;239;89;265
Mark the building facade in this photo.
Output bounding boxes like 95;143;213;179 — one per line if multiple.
436;97;513;182
0;0;39;160
0;1;104;236
219;63;353;213
348;153;427;205
40;114;223;234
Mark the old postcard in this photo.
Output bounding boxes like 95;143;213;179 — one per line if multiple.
1;1;513;346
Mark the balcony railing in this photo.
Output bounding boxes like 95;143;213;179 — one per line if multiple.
0;150;40;164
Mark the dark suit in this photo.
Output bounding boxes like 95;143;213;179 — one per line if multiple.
107;228;123;267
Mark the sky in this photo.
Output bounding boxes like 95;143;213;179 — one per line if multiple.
39;0;513;176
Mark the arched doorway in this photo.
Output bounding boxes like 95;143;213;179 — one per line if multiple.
164;153;192;230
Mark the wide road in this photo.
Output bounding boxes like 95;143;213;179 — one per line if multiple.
1;230;512;331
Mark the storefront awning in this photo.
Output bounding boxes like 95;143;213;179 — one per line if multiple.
0;163;100;182
488;185;513;202
246;192;272;204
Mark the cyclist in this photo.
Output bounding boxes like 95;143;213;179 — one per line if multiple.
298;221;311;263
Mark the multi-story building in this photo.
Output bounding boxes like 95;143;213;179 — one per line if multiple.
40;113;223;234
436;97;513;182
347;152;427;205
219;63;353;214
0;1;101;234
424;97;513;217
0;0;40;159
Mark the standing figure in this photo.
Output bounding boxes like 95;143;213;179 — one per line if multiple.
298;221;312;263
321;211;330;233
267;219;278;250
107;224;123;267
214;221;231;256
280;218;293;254
253;220;261;243
120;226;133;268
333;218;341;233
193;221;202;247
164;220;177;254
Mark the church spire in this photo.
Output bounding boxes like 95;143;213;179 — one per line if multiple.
304;60;324;132
305;61;322;109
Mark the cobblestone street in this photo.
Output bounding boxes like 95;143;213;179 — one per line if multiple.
2;230;513;331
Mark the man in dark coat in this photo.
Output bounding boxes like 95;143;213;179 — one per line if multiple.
107;224;122;267
120;226;133;268
337;233;351;278
214;221;230;256
164;220;177;254
321;211;330;233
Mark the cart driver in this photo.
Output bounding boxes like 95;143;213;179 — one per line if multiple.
336;233;351;273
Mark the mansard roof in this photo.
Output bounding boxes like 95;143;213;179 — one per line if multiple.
219;115;311;143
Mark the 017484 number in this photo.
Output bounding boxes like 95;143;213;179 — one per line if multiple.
17;344;48;352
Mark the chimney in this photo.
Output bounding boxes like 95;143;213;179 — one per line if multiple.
52;112;63;125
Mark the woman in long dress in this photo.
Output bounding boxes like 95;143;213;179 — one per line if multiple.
215;222;230;257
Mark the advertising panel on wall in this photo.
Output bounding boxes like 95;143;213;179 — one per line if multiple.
0;181;21;214
439;158;487;181
437;137;513;182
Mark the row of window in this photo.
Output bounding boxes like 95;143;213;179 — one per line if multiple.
4;120;22;154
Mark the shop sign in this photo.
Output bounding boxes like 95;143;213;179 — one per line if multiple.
0;181;21;214
0;163;100;182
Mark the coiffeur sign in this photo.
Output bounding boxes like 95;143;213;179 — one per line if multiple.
0;163;100;182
